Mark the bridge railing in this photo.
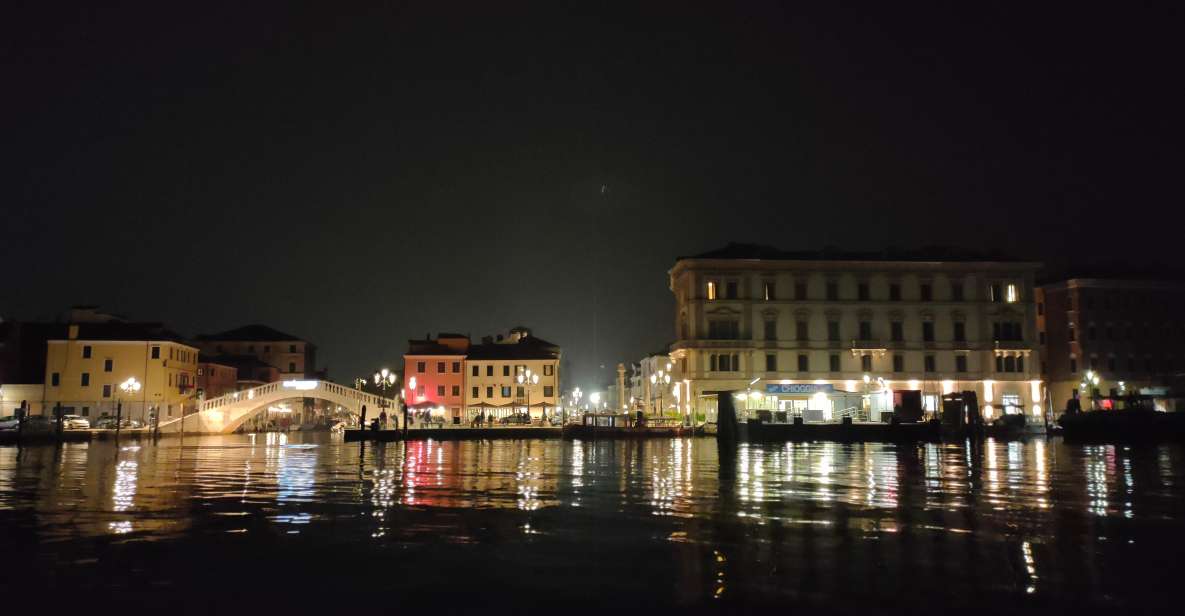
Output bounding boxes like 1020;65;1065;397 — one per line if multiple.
198;380;396;413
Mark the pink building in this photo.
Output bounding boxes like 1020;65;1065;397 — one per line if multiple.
403;333;469;424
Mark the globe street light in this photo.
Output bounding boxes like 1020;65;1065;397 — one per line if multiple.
116;377;141;436
590;391;600;413
405;375;416;434
570;387;582;424
1081;370;1101;410
374;368;396;430
516;369;540;423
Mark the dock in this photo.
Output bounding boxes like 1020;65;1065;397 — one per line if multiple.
344;426;563;441
738;419;942;442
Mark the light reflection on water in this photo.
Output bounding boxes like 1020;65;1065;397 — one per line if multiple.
1;434;1184;610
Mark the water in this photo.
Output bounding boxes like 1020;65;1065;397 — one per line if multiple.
2;434;1183;614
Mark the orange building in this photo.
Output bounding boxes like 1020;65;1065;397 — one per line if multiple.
403;333;469;424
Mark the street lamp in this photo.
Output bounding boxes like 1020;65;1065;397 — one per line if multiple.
649;369;672;416
590;391;600;413
374;368;396;430
1081;370;1101;410
516;369;540;422
570;387;582;424
405;375;416;433
116;377;141;435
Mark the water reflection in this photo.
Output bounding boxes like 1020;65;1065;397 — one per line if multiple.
1;434;1183;611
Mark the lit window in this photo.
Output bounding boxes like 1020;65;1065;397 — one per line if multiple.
1006;283;1018;303
706;281;717;300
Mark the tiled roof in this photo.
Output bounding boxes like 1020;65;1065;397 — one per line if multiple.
466;336;560;360
195;324;303;342
52;322;190;344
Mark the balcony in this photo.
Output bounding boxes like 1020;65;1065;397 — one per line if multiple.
849;338;885;351
992;340;1029;351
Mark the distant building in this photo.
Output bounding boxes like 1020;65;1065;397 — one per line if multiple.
669;244;1043;423
1037;279;1185;412
463;328;561;422
193;325;319;381
403;333;470;424
196;360;239;398
43;317;199;423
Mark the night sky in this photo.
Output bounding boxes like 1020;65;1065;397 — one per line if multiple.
3;2;1183;390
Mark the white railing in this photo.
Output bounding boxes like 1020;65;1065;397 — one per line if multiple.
198;380;395;413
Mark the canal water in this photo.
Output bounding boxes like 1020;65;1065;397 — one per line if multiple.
2;435;1183;614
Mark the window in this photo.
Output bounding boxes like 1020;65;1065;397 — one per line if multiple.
1004;356;1016;372
955;355;967;373
920;283;932;301
1017;356;1024;372
889;283;901;301
51;372;60;386
794;282;807;300
716;354;730;371
708;320;740;339
486;386;494;398
765;353;777;372
503;365;510;377
516;386;524;398
826;281;838;301
486;365;493;377
452;362;461;373
829;354;840;372
893;354;904;373
543;364;553;376
81;373;90;386
859;321;872;340
472;365;479;377
151;346;160;359
102;384;111;398
922;322;934;342
706;281;717;300
827;321;840;341
417;361;426;372
82;345;92;358
764;320;777;340
472;387;479;398
543;386;554;397
104;359;113;372
857;282;870;301
710;354;717;371
796;321;808;340
1037;302;1044;316
437;362;446;373
763;281;776;301
437;385;445;396
924;354;936;372
953;322;965;342
951;282;964;301
290;344;298;353
891;321;904;341
1068;323;1076;341
797;354;809;372
1070;357;1077;373
726;281;738;299
501;386;511;398
417;385;425;396
861;355;872;372
81;407;89;417
288;362;296;373
452;385;460;396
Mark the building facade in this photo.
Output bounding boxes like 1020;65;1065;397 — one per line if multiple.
43;322;199;422
197;361;239;398
403;333;469;423
1037;279;1185;412
193;325;318;381
669;244;1043;423
463;328;561;422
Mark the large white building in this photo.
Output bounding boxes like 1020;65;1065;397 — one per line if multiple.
667;244;1044;423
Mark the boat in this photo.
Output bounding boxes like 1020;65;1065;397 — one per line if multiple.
561;413;697;439
1058;409;1185;442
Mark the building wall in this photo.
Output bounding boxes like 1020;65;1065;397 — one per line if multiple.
197;362;239;398
669;258;1044;421
403;354;466;420
0;383;46;416
42;336;199;422
193;340;312;380
463;358;560;418
1038;279;1185;410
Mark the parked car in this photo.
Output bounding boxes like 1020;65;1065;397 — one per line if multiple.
0;415;19;431
62;415;90;430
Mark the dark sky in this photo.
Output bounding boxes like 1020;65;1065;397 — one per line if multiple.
3;2;1183;390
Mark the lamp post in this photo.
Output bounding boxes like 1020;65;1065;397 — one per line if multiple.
516;369;540;423
405;375;416;435
570;387;582;425
374;368;396;430
649;368;672;417
1081;370;1101;410
590;392;600;414
116;377;141;437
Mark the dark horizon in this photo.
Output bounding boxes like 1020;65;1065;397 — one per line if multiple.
3;2;1183;389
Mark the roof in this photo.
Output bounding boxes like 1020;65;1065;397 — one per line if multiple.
677;242;1030;264
50;322;190;344
199;354;275;370
195;324;304;342
466;335;561;360
405;341;465;356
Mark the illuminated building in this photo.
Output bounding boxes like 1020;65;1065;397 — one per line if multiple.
193;324;319;381
668;243;1043;422
464;328;561;422
403;333;469;424
1037;278;1185;412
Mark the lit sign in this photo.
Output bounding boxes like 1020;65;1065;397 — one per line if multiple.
282;380;318;391
765;383;835;395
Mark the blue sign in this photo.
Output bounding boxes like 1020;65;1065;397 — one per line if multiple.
765;383;835;395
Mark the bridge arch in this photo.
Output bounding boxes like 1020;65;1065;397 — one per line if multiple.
157;380;398;434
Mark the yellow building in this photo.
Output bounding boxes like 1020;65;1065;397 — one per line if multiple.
461;329;562;422
43;322;199;423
